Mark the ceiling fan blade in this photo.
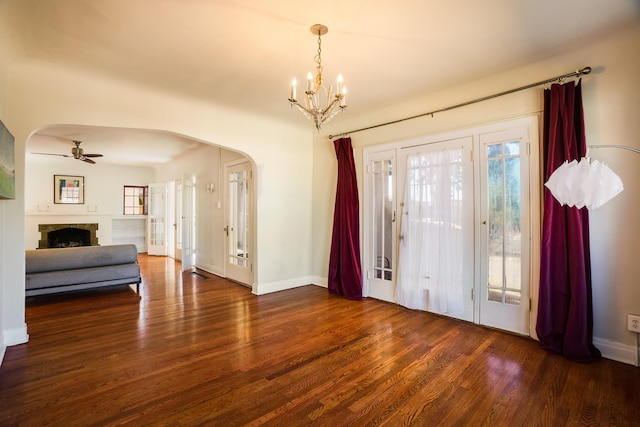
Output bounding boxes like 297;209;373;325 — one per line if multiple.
81;157;96;164
84;154;103;158
31;152;72;157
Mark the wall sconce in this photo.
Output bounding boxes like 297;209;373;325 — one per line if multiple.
206;183;216;193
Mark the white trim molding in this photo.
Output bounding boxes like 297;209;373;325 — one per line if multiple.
593;337;638;367
253;276;326;295
1;325;29;366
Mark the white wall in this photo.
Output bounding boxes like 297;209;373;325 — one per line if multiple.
314;22;640;364
0;3;28;359
24;154;155;249
0;1;8;362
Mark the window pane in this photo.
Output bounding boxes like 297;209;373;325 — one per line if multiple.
372;159;393;281
487;144;503;158
505;141;520;156
486;142;521;306
504;156;521;304
123;186;147;215
229;171;250;267
487;156;504;290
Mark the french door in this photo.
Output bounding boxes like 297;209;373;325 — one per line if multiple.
397;137;475;323
477;127;531;335
364;117;536;335
363;149;397;302
174;180;182;261
224;161;253;286
180;174;195;272
147;183;168;256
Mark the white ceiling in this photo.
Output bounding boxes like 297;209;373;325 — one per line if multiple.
26;125;202;167
8;0;639;165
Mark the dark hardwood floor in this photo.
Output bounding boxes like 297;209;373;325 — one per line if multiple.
1;254;638;426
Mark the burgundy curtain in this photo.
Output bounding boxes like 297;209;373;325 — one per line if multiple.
328;137;363;300
536;80;600;362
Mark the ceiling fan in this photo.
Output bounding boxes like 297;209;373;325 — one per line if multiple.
33;140;104;164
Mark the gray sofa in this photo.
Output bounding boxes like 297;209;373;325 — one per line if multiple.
25;244;142;297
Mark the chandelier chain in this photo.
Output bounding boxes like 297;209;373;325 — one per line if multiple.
315;31;322;71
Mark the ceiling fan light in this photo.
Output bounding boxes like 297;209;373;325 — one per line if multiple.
33;139;102;164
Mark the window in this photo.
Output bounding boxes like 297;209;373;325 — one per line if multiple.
486;141;522;305
123;186;148;215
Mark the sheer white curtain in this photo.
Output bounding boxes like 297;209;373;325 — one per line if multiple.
396;147;464;314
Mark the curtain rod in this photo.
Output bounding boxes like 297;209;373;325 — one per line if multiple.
589;145;640;155
328;66;592;140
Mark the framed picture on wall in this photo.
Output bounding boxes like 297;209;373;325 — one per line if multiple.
0;119;15;200
54;175;85;204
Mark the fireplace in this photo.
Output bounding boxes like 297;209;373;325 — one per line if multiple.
38;223;99;249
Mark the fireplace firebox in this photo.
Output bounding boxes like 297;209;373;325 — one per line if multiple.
38;223;99;249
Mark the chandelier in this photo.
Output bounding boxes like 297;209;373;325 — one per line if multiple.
288;24;347;131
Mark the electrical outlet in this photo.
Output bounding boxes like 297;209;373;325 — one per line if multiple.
628;314;640;333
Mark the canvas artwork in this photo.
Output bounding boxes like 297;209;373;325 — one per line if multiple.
0;119;15;200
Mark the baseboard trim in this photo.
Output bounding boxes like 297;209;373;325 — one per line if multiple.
3;326;29;347
310;276;328;288
194;264;224;278
1;325;29;366
253;276;327;295
593;337;638;366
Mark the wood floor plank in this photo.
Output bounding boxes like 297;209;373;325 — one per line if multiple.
1;254;639;426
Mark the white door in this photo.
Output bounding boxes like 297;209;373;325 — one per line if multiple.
478;127;531;335
224;161;253;286
364;149;396;302
166;181;176;259
398;137;475;322
181;175;196;272
174;180;182;261
147;183;168;256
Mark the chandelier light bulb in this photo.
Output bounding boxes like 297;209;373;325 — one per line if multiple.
290;78;297;101
306;72;313;92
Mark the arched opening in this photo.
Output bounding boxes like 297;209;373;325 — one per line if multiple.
25;124;257;287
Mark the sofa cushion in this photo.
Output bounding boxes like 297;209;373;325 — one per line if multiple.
25;244;138;274
25;264;141;290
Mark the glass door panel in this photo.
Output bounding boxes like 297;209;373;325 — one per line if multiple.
479;127;530;335
225;161;253;286
365;150;396;302
147;183;167;256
